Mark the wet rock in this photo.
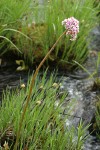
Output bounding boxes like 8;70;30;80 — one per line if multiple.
59;77;97;127
83;134;100;150
89;25;100;51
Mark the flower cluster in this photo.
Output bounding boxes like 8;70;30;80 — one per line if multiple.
62;17;79;41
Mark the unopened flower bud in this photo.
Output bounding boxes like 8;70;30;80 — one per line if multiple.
52;83;59;88
20;84;25;88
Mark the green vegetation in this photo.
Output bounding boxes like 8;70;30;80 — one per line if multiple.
0;0;99;68
93;53;100;138
95;96;100;139
0;0;33;57
0;0;99;149
93;52;100;90
43;0;98;68
0;72;89;149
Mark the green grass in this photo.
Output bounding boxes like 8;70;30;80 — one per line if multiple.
0;72;89;149
33;0;99;68
0;0;33;57
95;96;100;139
0;0;99;68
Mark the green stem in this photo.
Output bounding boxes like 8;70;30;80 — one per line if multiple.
14;30;66;150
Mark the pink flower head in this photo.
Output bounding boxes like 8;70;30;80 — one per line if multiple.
62;17;79;41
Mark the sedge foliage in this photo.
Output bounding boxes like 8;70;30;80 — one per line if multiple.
0;0;32;57
95;96;100;140
0;0;99;68
0;72;88;149
32;0;99;68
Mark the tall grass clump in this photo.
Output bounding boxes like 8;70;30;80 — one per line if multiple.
31;0;98;69
0;0;33;60
44;0;98;67
0;0;99;68
13;0;99;67
95;97;100;139
0;72;89;149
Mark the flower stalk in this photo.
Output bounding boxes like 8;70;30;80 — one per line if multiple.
14;30;66;149
14;16;79;149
